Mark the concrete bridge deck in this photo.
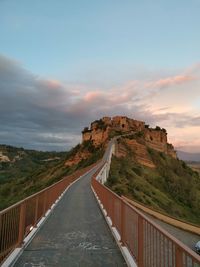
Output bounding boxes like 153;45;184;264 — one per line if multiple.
14;167;126;267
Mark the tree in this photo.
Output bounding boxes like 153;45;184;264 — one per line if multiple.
155;126;161;131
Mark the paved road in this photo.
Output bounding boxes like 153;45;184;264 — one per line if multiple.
14;167;126;267
145;213;200;251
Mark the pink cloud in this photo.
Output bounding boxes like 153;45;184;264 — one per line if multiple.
41;79;62;90
84;91;103;102
148;75;195;89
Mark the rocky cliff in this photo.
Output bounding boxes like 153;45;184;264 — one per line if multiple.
82;116;176;168
82;116;145;145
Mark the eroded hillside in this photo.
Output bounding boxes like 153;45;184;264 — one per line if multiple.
106;135;200;224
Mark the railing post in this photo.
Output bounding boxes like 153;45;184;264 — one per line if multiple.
43;191;47;214
17;202;26;246
34;195;39;226
120;200;125;245
111;196;114;226
138;216;144;267
175;246;183;267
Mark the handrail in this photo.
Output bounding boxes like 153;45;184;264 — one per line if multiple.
92;161;200;267
123;196;200;235
0;161;98;264
2;135;200;267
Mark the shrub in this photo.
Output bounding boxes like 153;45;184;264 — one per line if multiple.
155;126;161;131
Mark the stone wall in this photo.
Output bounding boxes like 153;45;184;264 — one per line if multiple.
144;128;176;158
111;116;145;132
144;128;167;144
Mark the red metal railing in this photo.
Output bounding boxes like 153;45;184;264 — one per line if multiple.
92;167;200;267
0;162;97;264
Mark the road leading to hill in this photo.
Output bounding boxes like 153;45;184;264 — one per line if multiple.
14;166;126;267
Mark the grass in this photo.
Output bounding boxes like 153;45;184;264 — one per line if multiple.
106;148;200;225
187;162;200;174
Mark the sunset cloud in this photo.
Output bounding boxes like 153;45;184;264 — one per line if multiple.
84;91;103;102
143;74;196;91
41;79;62;90
0;54;200;152
151;75;195;88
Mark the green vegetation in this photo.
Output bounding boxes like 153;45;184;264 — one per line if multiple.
187;162;200;174
82;127;91;133
120;132;145;145
162;128;167;133
0;146;67;210
0;143;104;210
106;147;200;225
108;130;124;139
155;126;161;131
93;119;107;130
76;140;104;169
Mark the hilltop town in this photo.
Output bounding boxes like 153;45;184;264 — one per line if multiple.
79;116;176;168
82;116;176;156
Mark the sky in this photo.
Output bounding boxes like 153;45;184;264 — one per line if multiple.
0;0;200;152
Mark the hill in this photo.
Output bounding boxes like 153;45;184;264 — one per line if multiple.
0;142;104;210
1;114;199;225
106;135;200;225
177;150;200;162
80;116;200;224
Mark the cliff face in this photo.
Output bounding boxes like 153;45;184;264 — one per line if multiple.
82;116;176;168
82;116;145;145
116;138;156;168
65;150;91;167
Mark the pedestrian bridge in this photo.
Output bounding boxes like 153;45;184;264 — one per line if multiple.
0;140;200;267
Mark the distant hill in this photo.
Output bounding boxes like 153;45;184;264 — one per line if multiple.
0;145;67;210
177;150;200;162
0;143;104;210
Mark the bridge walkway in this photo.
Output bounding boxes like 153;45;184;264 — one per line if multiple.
14;167;126;267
